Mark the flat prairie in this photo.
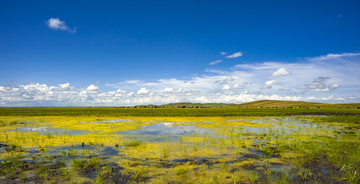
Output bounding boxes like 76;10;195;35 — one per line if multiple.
0;107;359;183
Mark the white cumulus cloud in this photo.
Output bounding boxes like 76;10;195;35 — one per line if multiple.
83;85;100;95
264;80;278;89
222;85;231;90
137;87;150;95
47;18;76;33
86;84;99;91
271;68;291;77
233;84;243;89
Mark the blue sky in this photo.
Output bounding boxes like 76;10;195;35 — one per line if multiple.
1;0;360;106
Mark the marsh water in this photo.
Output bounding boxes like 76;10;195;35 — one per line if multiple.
0;116;359;183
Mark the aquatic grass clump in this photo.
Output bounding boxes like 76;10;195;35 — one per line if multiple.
297;168;314;181
38;166;48;181
162;147;168;158
72;156;100;170
175;164;189;176
0;155;22;176
248;172;259;184
325;139;360;183
124;140;142;147
340;164;359;184
275;172;290;184
124;165;149;182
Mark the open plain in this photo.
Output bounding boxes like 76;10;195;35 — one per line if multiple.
1;103;359;183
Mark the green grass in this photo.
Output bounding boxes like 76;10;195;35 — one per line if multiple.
1;100;359;117
318;115;360;123
0;106;359;116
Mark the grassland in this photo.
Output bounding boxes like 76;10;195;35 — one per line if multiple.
0;101;359;183
0;106;360;117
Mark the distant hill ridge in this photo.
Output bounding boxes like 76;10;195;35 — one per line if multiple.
160;102;233;108
157;100;360;108
237;100;323;107
237;100;360;108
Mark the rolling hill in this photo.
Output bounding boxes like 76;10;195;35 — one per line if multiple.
160;100;360;108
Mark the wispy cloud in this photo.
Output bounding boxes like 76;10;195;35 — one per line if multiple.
47;18;76;33
125;80;142;84
210;51;243;65
310;52;360;61
225;52;243;58
209;60;223;65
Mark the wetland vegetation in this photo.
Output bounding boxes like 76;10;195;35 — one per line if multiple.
0;101;359;183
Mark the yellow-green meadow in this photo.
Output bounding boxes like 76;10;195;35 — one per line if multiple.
0;114;359;183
